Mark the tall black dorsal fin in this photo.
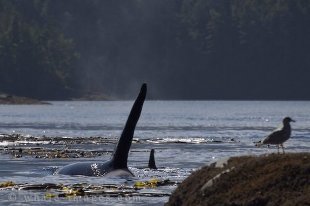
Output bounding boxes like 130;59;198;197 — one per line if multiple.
111;83;147;169
148;149;157;169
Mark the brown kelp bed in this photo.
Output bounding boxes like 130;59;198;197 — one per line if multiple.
0;133;184;201
166;153;310;206
0;179;177;199
0;133;234;159
0;133;119;145
1;145;112;159
0;133;124;159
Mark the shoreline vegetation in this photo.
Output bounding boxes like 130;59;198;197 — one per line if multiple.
166;153;310;206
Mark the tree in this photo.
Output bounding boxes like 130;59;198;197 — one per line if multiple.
0;0;78;99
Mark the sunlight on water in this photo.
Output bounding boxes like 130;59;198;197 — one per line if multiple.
0;101;310;205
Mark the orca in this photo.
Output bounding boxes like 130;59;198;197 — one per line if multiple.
56;83;147;176
148;149;157;169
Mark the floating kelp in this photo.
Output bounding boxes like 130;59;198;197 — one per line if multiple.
0;133;118;146
0;181;15;188
0;179;176;198
134;179;160;188
58;187;85;197
0;133;237;147
1;146;113;159
18;183;62;190
0;133;236;160
134;179;175;189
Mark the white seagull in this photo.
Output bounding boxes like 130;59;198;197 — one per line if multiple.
255;117;295;154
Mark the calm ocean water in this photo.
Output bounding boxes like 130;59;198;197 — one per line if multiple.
0;101;310;205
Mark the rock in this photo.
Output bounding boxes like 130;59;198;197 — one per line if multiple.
166;153;310;206
0;94;48;104
200;167;235;191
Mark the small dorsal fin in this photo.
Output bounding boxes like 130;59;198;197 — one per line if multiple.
148;149;157;169
111;83;147;169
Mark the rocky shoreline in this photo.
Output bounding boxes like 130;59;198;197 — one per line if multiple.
0;94;48;104
166;153;310;206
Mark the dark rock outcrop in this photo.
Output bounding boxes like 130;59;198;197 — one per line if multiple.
166;153;310;206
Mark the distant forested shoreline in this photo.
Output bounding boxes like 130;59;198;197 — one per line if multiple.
1;0;309;100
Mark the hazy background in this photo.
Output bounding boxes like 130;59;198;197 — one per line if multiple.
0;0;309;100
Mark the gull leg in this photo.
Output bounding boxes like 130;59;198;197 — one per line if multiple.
277;145;280;154
281;144;285;154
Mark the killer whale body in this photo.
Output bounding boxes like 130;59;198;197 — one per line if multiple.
57;83;147;177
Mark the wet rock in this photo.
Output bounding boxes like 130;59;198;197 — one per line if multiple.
166;153;310;206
